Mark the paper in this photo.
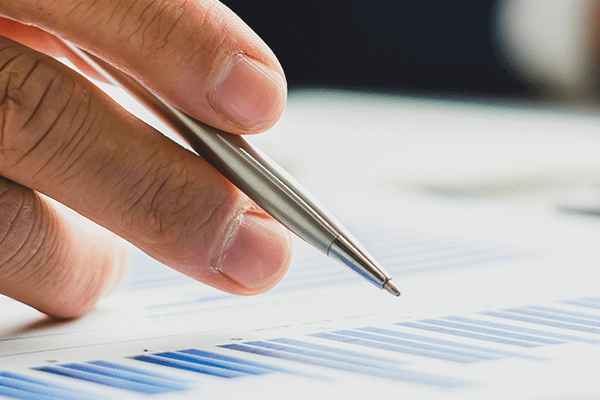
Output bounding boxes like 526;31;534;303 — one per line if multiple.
3;89;600;399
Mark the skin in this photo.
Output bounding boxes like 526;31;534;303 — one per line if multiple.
0;0;292;319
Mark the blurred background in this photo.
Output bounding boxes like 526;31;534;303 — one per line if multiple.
223;0;600;101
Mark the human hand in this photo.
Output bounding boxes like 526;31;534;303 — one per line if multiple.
0;0;291;318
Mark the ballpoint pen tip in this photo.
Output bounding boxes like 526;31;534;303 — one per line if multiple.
383;280;401;297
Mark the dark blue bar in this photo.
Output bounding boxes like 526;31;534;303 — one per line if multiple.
155;352;272;375
133;354;246;378
268;338;403;364
397;321;539;347
325;330;490;362
482;311;600;334
35;365;169;395
180;349;291;373
421;319;562;345
450;316;600;345
505;308;600;328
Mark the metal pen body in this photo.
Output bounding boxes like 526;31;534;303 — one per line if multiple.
62;42;398;293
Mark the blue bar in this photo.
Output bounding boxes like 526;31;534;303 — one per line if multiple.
527;305;600;322
68;362;188;392
268;338;403;364
357;326;521;358
87;361;189;383
450;316;600;345
333;329;497;360
563;299;600;310
243;340;402;369
133;354;246;378
221;343;465;387
0;383;61;400
154;352;272;375
35;365;169;394
0;374;83;400
397;321;539;347
0;372;103;400
180;349;290;373
421;319;562;345
505;308;600;328
482;311;600;334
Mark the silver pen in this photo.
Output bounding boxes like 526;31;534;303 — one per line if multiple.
60;40;400;297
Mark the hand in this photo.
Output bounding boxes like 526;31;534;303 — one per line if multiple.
0;0;291;318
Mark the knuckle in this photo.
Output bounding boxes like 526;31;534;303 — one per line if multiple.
117;0;189;57
119;157;229;253
0;41;95;180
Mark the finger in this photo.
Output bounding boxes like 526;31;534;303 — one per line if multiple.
0;178;127;318
0;0;287;134
0;17;107;81
0;37;291;296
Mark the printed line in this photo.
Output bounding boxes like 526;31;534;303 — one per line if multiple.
0;372;99;400
562;299;600;310
526;305;600;322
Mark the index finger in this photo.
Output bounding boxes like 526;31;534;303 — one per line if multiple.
0;0;287;134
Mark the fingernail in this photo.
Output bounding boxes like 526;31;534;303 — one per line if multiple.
210;53;286;131
218;211;291;292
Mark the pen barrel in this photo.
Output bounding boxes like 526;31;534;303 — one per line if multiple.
65;45;392;288
77;51;342;253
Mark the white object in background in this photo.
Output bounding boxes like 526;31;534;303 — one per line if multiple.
496;0;598;98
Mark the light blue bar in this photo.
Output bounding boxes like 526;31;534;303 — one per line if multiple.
325;330;490;362
268;338;403;364
0;372;104;400
482;311;600;335
0;383;62;400
35;365;168;394
87;360;189;383
221;343;465;387
422;319;562;345
397;321;539;347
358;326;518;358
72;362;188;392
527;306;600;322
133;354;246;378
244;340;403;368
450;316;600;345
502;309;600;332
562;299;600;310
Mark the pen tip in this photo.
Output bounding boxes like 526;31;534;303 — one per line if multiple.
383;280;401;297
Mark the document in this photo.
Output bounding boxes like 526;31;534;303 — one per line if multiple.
3;89;600;399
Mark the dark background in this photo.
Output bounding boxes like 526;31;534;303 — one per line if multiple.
222;0;532;97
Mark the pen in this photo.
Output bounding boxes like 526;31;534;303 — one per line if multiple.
59;40;400;297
